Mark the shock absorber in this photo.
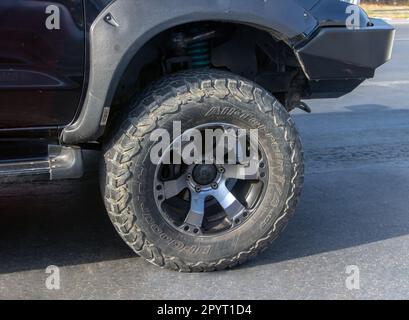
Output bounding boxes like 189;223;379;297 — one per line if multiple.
168;30;215;72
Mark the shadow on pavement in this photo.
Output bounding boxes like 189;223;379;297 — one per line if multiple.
248;163;409;268
0;177;135;275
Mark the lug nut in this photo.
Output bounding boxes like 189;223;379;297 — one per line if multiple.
218;167;225;174
211;183;219;190
195;187;201;193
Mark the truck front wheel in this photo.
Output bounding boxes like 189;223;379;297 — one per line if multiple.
100;70;304;272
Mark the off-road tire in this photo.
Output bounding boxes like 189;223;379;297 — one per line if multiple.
101;69;304;272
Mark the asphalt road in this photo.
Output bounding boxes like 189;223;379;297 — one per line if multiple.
1;24;409;300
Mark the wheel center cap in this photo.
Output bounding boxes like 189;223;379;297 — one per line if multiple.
192;164;218;186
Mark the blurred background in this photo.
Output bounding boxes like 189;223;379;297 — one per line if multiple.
361;0;409;19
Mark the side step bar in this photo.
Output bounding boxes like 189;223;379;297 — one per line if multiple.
0;159;50;179
0;145;99;182
48;145;84;180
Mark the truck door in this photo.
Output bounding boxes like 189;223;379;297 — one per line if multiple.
0;0;85;129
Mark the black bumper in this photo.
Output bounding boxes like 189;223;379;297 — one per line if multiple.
296;18;395;81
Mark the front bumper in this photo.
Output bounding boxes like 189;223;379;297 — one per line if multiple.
296;18;395;81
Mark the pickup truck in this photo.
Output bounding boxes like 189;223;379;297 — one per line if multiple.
0;0;395;271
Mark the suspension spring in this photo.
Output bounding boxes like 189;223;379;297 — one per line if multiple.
187;40;210;68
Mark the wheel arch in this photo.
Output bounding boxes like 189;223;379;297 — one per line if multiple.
62;0;317;144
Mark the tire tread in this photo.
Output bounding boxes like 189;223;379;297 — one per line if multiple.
102;69;304;272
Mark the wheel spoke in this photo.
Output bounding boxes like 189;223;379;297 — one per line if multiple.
212;182;245;220
163;174;187;199
224;163;259;180
184;192;205;227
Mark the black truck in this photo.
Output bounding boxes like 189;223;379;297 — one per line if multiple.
0;0;395;271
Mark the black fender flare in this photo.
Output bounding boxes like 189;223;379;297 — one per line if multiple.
62;0;318;144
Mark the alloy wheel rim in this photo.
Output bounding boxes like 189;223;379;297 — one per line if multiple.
153;123;269;237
